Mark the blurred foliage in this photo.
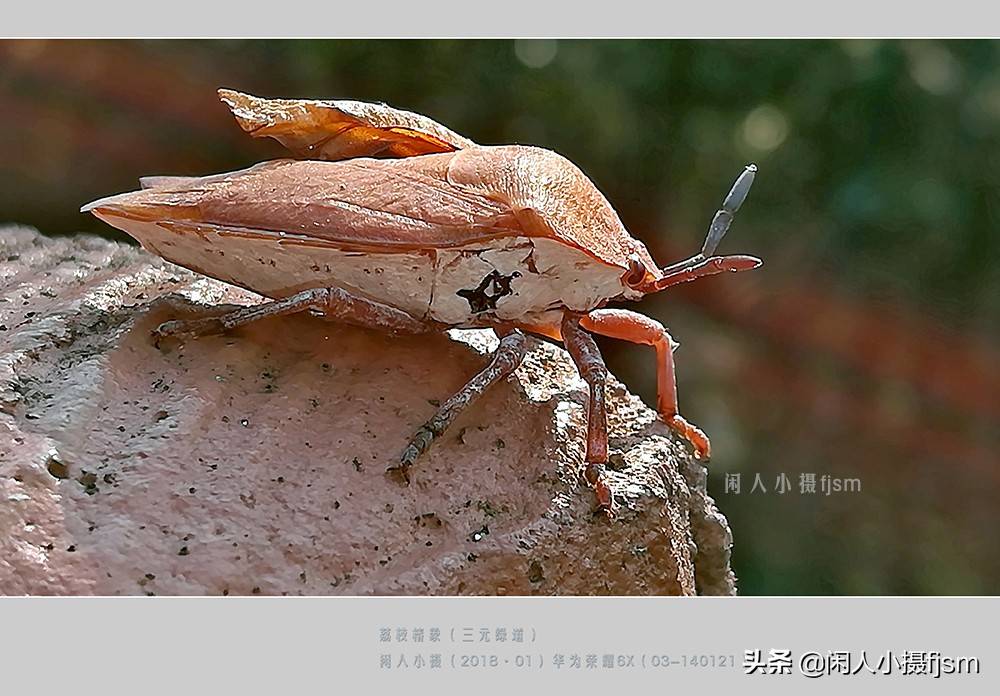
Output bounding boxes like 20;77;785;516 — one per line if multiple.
2;40;998;594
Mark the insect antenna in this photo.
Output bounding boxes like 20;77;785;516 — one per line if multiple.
653;164;762;291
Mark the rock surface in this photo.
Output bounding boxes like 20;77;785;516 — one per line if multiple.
0;227;735;596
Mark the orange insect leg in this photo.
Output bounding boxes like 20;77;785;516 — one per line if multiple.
561;313;617;516
580;309;711;460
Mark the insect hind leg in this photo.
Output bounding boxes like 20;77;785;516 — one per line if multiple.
153;286;431;343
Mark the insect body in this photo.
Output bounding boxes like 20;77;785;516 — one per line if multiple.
83;89;761;514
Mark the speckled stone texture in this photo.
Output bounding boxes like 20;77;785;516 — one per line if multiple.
0;227;735;596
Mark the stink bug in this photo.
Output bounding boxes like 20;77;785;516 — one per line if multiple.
82;89;761;514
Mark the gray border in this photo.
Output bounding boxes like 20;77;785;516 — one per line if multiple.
0;597;995;694
3;1;1000;38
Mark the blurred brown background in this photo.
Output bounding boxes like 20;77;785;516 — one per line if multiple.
1;39;997;594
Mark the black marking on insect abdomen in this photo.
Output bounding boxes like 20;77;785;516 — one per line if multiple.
457;270;521;313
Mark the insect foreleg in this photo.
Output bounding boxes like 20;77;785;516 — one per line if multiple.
579;309;710;460
561;312;616;515
153;286;431;342
394;329;528;480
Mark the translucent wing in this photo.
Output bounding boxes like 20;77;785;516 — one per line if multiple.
219;89;476;161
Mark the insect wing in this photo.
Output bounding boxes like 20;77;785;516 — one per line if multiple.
83;157;524;251
219;89;476;161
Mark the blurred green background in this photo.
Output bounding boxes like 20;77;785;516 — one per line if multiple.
2;39;998;594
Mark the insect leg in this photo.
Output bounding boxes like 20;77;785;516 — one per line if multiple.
580;309;710;460
153;286;430;341
394;329;528;479
561;312;616;515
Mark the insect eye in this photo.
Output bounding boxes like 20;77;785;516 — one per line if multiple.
624;254;647;288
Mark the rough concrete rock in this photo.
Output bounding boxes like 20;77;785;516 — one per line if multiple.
0;227;735;596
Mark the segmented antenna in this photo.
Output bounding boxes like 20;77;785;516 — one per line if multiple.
703;164;756;257
653;164;762;291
